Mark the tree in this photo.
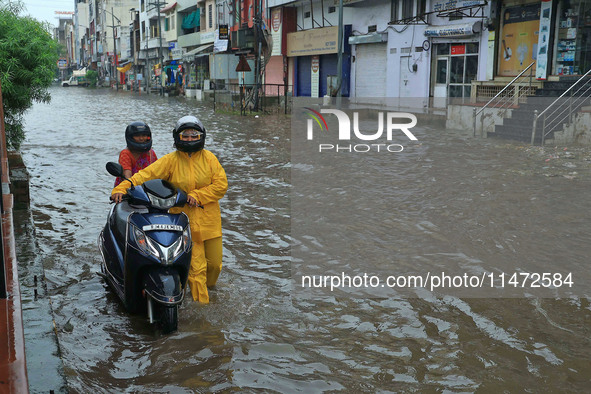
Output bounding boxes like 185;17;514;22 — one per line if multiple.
0;1;58;150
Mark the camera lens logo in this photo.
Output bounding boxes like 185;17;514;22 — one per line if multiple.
305;107;328;138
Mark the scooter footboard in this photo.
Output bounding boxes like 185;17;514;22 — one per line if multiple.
143;268;184;305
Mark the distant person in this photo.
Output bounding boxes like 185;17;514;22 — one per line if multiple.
111;116;227;304
114;121;158;186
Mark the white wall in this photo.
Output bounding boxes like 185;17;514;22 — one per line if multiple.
346;0;430;97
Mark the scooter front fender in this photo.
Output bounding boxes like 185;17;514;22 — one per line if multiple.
143;268;184;305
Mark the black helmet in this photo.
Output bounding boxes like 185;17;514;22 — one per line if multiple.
173;115;206;153
125;121;152;152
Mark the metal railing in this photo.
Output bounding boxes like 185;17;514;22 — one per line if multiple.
213;83;292;115
531;68;591;145
472;61;536;137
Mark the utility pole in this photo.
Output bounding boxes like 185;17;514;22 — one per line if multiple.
336;0;343;107
111;7;119;90
253;0;260;111
104;7;121;90
149;0;166;96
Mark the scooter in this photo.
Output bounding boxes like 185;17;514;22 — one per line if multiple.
98;162;192;333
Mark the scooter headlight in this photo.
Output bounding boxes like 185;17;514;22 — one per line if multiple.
147;192;176;210
182;225;191;249
132;225;159;257
166;225;191;263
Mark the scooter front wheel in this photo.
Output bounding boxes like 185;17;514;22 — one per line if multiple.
156;304;178;334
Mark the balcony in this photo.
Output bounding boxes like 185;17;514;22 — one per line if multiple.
145;36;167;49
178;31;201;49
177;0;198;13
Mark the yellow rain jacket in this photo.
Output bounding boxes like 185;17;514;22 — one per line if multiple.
111;149;228;243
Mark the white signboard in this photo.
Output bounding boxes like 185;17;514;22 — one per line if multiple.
311;56;320;98
536;1;552;80
271;8;282;56
171;48;185;60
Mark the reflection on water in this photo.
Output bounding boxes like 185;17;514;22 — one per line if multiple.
19;87;591;391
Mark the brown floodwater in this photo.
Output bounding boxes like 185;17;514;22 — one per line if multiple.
17;86;591;392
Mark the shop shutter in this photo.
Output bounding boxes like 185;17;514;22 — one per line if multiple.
319;54;338;97
296;56;312;97
354;43;387;97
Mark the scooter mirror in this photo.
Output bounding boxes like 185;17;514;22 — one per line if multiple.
175;190;188;207
106;162;124;177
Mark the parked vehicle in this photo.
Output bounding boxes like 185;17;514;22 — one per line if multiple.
98;162;192;333
62;68;89;87
61;76;89;87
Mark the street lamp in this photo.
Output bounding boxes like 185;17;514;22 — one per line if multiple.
104;7;121;91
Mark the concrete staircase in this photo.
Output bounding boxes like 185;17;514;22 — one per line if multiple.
487;76;591;144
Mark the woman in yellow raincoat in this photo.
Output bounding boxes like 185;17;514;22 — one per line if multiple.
111;115;227;304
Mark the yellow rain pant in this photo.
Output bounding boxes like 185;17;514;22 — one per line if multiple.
187;236;223;303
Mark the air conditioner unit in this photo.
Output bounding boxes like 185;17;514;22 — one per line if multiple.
231;28;255;49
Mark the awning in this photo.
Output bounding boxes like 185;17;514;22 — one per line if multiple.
161;2;177;13
424;22;481;38
116;62;132;73
182;44;213;61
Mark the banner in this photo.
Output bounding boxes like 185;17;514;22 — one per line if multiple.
311;56;320;98
271;8;282;57
535;0;552;79
498;3;541;76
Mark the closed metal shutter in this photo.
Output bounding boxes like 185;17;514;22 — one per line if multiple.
354;43;387;97
296;56;311;97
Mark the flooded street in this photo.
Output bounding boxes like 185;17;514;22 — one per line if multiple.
18;86;591;392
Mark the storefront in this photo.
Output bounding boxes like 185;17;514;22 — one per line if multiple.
265;7;296;89
432;42;480;99
426;21;485;100
552;0;591;75
349;34;388;98
495;0;591;78
287;25;351;97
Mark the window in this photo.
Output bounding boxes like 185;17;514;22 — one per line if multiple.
328;6;336;14
141;0;145;12
141;21;146;40
449;12;463;21
150;20;159;38
165;17;169;31
304;11;310;18
418;0;426;15
391;0;398;22
208;4;213;29
171;15;175;30
401;0;413;19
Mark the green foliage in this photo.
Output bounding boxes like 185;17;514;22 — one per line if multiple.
86;70;98;88
0;0;58;150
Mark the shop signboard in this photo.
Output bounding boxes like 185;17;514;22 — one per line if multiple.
219;25;229;40
201;31;215;44
214;27;229;53
287;26;338;57
432;0;482;12
424;23;479;37
451;44;466;55
171;48;184;60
